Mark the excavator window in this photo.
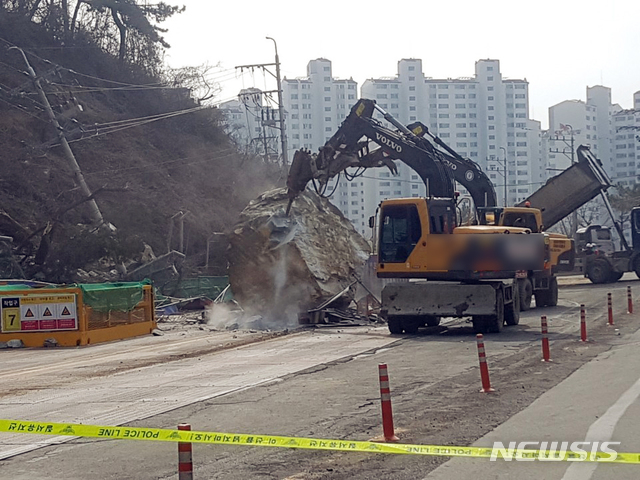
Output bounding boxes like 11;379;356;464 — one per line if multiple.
379;205;422;263
502;212;538;232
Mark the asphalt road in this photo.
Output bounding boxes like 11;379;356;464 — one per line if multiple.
1;275;639;479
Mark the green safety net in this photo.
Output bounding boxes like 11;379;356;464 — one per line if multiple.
160;276;229;300
0;284;36;291
78;280;151;313
0;280;151;313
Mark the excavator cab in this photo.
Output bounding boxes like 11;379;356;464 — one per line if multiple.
477;207;504;226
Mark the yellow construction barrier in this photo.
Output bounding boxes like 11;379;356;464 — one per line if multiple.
0;282;155;347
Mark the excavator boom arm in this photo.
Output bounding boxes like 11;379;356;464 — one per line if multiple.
286;99;455;202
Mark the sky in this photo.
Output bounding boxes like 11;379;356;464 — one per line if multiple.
161;0;640;130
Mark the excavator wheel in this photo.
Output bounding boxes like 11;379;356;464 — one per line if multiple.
505;285;521;325
425;316;441;327
402;317;422;334
608;271;624;283
518;278;533;311
587;258;613;284
634;257;640;280
387;316;403;334
472;317;488;334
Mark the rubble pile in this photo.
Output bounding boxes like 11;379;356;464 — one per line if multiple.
227;188;371;326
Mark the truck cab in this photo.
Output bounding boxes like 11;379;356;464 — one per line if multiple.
575;225;615;255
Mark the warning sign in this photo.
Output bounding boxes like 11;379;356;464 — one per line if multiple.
1;294;78;333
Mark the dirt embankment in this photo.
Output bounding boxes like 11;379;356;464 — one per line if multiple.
0;13;282;283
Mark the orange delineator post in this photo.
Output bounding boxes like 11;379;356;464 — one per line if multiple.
628;286;633;314
476;334;494;393
580;304;588;342
178;423;193;480
608;292;614;325
378;364;399;442
541;315;551;362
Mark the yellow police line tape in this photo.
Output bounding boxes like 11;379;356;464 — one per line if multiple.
1;419;639;464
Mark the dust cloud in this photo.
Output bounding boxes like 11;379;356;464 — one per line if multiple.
206;247;304;331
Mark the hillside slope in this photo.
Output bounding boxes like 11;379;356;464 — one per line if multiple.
0;13;281;282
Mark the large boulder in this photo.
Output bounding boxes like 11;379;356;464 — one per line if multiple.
227;188;371;326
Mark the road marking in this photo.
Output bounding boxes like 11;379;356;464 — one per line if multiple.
562;373;640;479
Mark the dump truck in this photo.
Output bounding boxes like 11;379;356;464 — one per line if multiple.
574;207;640;283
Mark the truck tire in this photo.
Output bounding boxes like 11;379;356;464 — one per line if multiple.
486;290;505;333
387;316;403;334
505;285;520;326
518;278;533;311
587;258;612;284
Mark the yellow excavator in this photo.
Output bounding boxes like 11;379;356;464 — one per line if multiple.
286;99;580;333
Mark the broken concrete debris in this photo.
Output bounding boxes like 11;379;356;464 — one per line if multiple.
227;188;371;328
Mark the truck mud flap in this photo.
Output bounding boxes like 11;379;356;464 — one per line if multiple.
382;282;504;318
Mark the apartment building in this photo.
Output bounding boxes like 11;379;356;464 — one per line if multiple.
548;86;640;187
282;59;367;230
612;106;640;187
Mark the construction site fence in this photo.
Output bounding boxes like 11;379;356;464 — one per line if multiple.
0;281;156;347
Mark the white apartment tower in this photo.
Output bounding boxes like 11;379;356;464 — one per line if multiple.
612;105;640;187
282;59;366;230
282;59;358;154
548;86;640;186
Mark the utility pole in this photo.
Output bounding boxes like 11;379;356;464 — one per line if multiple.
549;124;577;237
235;37;288;168
266;37;288;168
499;146;507;207
11;47;108;230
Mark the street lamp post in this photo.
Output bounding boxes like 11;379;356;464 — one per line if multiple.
266;37;288;167
499;146;507;207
